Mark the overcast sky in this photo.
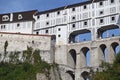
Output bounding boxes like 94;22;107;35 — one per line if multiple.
0;0;88;14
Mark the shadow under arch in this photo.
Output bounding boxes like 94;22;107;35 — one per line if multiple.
99;44;107;62
97;25;119;38
80;47;90;67
66;70;75;80
111;42;120;54
69;29;91;43
81;71;90;80
68;49;77;68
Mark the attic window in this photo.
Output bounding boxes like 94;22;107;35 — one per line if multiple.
2;15;9;21
17;23;20;27
18;14;23;20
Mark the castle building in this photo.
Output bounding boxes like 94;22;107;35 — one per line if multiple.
0;0;120;80
33;0;120;45
0;10;37;34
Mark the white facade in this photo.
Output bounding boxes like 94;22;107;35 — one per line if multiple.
0;21;33;33
0;10;37;34
34;0;120;45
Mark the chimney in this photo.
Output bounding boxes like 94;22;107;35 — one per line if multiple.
10;13;13;22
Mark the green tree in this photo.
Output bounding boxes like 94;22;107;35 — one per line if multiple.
92;51;120;80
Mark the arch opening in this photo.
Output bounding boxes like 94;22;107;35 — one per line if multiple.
68;49;77;68
99;44;107;62
69;29;91;43
81;47;90;67
111;42;120;54
66;70;75;80
97;25;120;39
81;71;90;80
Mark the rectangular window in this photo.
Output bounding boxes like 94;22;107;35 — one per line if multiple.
57;11;60;15
111;0;114;3
99;2;103;6
111;16;115;22
45;30;49;33
83;5;87;9
46;14;49;17
72;16;76;21
72;24;76;29
84;21;87;26
37;16;40;19
100;19;104;24
17;23;20;27
46;22;49;25
72;8;75;12
99;11;104;15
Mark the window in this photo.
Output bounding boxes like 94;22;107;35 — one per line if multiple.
46;22;49;25
2;15;9;21
57;11;60;15
84;21;87;26
111;16;115;21
72;16;76;20
45;30;48;33
72;8;75;11
58;28;61;31
99;11;104;15
1;25;6;29
83;5;87;9
37;16;40;19
46;14;49;17
36;32;39;35
111;0;114;3
99;2;103;6
72;24;76;28
17;23;20;27
100;19;104;24
18;14;23;20
58;34;61;37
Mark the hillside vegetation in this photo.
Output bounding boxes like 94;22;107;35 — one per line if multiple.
0;47;51;80
92;52;120;80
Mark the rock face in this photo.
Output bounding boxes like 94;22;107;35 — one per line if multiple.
36;67;61;80
36;73;48;80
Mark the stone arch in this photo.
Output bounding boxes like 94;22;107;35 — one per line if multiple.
99;44;107;62
80;47;90;67
81;71;90;80
68;49;77;68
68;29;91;43
66;70;75;80
97;25;120;39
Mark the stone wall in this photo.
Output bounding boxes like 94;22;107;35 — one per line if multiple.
0;32;53;63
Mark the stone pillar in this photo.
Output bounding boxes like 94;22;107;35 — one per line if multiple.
79;51;86;68
90;42;100;67
107;45;116;64
91;28;97;41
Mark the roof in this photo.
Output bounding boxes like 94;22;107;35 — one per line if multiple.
37;0;105;15
0;10;38;24
0;32;51;37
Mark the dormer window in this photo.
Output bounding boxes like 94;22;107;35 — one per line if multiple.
2;15;9;21
18;14;23;20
